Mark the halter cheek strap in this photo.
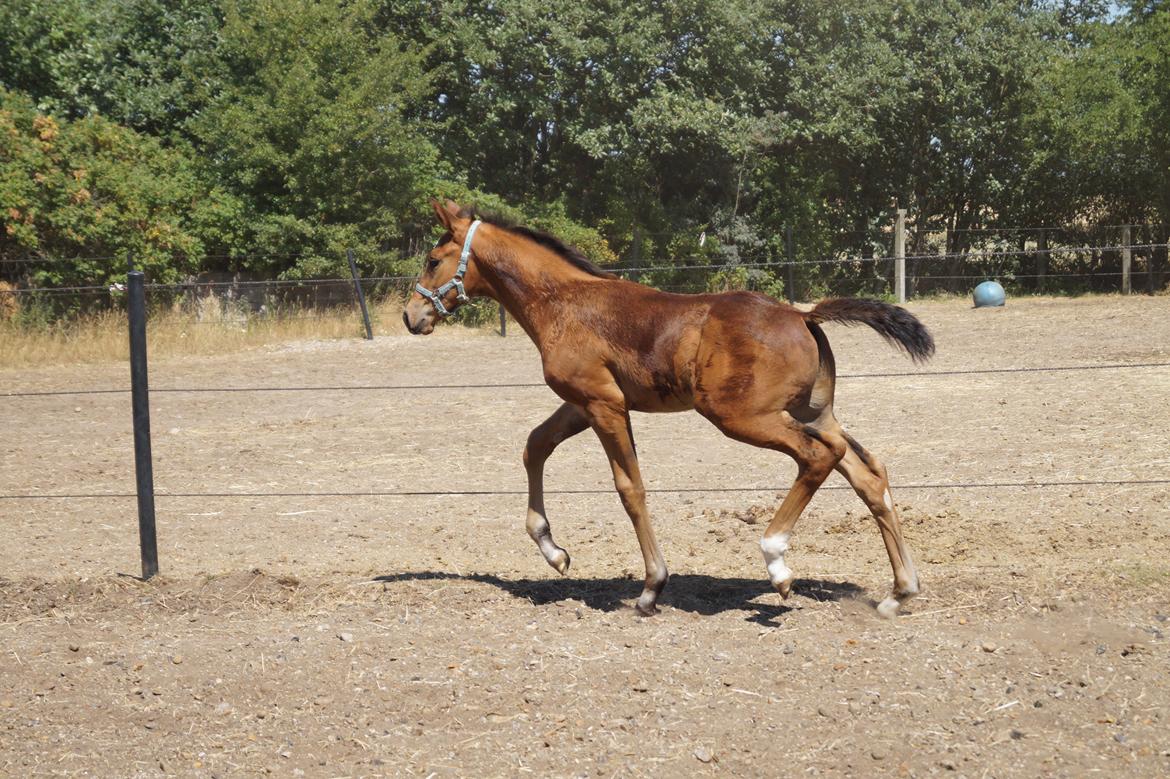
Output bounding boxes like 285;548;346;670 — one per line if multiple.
415;219;482;318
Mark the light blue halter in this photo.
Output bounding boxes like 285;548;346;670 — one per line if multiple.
415;219;482;318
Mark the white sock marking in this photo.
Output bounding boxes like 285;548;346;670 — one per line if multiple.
883;489;894;511
876;597;900;618
760;533;792;585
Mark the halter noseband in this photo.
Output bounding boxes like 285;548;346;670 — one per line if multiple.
415;219;482;318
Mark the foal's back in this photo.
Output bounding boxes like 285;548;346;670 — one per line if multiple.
544;281;823;416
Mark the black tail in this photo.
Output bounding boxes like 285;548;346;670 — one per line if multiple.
804;298;935;364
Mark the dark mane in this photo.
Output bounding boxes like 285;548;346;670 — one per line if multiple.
458;207;617;280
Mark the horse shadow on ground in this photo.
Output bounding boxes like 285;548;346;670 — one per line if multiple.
371;571;866;627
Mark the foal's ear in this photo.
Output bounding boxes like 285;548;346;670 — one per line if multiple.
430;198;453;231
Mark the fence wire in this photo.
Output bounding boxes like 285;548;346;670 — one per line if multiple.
3;243;1166;296
3;361;1167;399
3;478;1168;501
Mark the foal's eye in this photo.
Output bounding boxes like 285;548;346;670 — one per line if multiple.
426;258;440;272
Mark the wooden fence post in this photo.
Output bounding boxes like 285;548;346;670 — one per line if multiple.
1121;224;1132;295
1036;229;1047;292
1146;228;1155;297
630;225;643;283
894;209;907;304
785;224;795;303
1149;225;1158;295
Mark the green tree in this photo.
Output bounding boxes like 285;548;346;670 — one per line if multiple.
382;0;781;263
753;1;1064;258
1129;5;1170;227
1018;2;1169;229
0;0;221;140
191;0;443;277
0;88;239;288
3;0;1164;299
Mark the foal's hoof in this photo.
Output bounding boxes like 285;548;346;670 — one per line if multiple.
773;576;795;600
634;594;659;616
545;548;571;575
876;598;901;619
876;588;919;619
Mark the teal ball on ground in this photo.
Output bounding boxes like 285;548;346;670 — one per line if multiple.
973;280;1006;308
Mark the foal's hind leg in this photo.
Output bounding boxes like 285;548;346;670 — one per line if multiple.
524;402;590;574
707;411;847;598
834;434;921;617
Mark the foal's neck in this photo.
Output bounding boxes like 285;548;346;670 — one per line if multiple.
476;233;605;343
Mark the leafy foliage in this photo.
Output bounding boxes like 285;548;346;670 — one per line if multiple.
0;0;221;138
188;0;447;277
1;0;1167;300
0;88;236;288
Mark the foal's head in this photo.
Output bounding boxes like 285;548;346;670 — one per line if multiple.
403;199;487;334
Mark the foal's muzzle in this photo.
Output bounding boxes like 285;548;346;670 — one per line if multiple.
402;305;435;335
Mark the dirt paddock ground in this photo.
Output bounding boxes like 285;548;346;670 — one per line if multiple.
2;295;1169;777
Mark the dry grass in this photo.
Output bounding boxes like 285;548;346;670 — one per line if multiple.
0;297;411;369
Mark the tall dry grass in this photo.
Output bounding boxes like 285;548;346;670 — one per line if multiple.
0;296;411;369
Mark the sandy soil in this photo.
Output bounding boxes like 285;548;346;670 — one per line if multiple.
2;294;1169;777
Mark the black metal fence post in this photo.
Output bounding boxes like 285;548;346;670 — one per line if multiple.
127;260;159;579
346;248;373;340
785;224;796;303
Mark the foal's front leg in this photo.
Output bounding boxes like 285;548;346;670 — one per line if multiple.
585;400;668;615
524;402;590;573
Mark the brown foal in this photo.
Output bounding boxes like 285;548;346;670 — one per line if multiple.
404;200;935;617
